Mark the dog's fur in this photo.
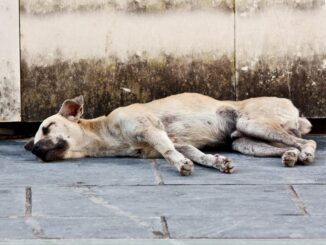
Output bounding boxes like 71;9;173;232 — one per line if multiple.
25;93;316;175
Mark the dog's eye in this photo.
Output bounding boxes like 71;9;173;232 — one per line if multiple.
42;127;49;135
42;122;55;135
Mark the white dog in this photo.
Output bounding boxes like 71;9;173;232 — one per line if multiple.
25;93;316;176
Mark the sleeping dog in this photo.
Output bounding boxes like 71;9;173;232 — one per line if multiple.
25;93;316;176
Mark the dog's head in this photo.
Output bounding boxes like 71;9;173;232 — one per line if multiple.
25;96;85;162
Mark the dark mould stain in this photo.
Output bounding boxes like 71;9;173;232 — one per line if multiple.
236;58;291;100
237;55;326;118
21;54;326;121
290;56;326;118
0;64;20;120
21;55;235;121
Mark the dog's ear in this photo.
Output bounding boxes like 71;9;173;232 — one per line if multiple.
59;95;84;121
24;138;34;151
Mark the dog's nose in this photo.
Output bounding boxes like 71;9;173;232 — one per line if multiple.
32;143;46;158
32;141;50;160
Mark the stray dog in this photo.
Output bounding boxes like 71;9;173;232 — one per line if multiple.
25;93;316;176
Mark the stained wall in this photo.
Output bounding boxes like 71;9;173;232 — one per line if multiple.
236;0;326;118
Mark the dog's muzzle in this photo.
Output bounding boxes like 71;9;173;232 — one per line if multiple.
32;138;68;162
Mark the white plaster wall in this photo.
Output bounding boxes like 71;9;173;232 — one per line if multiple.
21;10;234;65
236;5;326;61
0;0;21;122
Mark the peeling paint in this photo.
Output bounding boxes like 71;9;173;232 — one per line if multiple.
21;55;234;121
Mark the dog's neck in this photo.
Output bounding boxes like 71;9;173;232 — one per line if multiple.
77;116;130;157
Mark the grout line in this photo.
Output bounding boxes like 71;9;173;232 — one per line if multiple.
149;159;164;185
24;186;47;238
288;185;309;216
25;186;32;217
160;216;170;239
4;213;326;220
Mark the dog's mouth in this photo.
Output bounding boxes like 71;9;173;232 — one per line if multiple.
31;138;68;162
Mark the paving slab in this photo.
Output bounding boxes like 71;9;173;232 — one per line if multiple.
167;215;326;239
0;188;25;217
0;141;156;187
157;135;326;185
33;217;161;239
0;218;34;239
88;185;301;216
293;185;326;215
0;217;162;239
4;185;299;218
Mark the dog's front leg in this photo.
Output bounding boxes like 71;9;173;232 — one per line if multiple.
138;127;194;176
175;144;234;173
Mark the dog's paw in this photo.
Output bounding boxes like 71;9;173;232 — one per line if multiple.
299;140;316;165
213;154;234;174
282;149;299;167
178;159;194;176
299;151;315;165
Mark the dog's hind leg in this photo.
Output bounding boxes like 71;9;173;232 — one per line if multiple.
174;144;234;173
236;118;316;165
232;137;300;167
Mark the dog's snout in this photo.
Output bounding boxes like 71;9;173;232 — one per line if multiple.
31;139;55;161
31;138;68;162
32;142;48;159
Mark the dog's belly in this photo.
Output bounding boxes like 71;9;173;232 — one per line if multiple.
162;114;231;149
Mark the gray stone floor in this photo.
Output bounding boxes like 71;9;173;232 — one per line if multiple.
0;135;326;242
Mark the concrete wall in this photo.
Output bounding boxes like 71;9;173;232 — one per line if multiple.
1;0;326;121
0;0;20;121
20;0;235;121
236;0;326;118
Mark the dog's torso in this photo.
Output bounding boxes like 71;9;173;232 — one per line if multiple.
26;91;316;175
80;93;300;158
27;92;315;174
